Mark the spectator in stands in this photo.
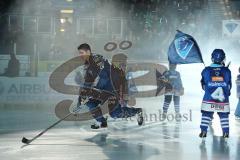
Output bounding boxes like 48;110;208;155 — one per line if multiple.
0;52;20;77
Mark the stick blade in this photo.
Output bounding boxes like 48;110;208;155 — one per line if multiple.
22;137;30;144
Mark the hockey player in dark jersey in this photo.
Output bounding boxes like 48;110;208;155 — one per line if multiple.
199;49;232;140
76;43;108;129
109;53;143;123
162;64;184;119
76;43;143;129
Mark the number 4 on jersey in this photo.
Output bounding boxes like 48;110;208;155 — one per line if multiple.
211;87;225;102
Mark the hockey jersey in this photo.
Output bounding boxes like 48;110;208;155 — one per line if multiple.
82;54;109;87
163;70;183;96
201;63;232;113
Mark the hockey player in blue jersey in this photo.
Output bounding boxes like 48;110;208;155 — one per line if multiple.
76;43;143;129
234;67;240;119
162;64;184;119
199;49;232;140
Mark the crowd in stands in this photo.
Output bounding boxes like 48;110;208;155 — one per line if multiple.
0;0;239;61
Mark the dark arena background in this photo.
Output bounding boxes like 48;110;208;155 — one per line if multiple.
0;0;240;160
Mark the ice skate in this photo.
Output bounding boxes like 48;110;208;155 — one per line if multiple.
199;131;207;142
137;108;144;126
222;132;229;142
91;118;108;130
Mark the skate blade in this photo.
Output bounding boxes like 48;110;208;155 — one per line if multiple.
91;128;109;133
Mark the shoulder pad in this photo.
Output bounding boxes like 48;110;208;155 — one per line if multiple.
92;54;104;63
92;54;107;68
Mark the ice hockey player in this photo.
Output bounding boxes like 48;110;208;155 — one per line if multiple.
162;64;184;120
109;53;143;124
76;43;108;129
199;49;232;140
76;43;143;129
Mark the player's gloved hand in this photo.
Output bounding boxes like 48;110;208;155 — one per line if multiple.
78;87;89;106
77;96;88;106
77;96;82;106
79;88;87;96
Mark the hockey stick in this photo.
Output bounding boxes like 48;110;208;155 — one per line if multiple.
226;61;231;68
21;99;89;145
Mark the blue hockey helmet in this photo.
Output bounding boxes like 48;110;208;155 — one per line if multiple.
211;49;226;64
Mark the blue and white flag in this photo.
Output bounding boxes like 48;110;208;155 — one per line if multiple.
168;30;204;64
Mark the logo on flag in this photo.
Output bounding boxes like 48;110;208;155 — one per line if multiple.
174;36;194;60
168;30;204;64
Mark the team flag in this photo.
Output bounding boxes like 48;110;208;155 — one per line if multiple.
168;30;204;64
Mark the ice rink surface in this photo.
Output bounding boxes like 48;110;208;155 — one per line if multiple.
1;97;240;160
1;63;240;160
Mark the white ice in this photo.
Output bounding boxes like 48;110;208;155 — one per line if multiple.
0;62;240;160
